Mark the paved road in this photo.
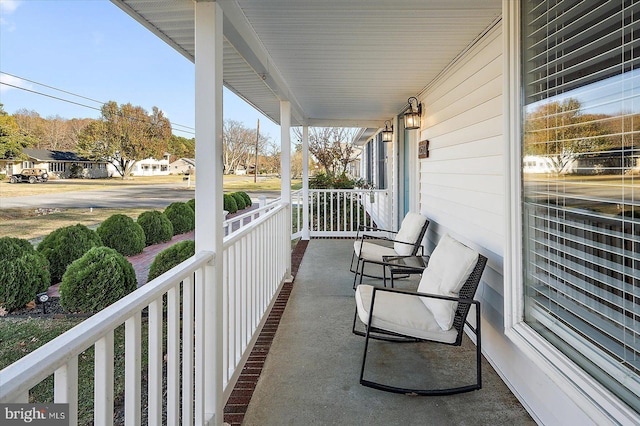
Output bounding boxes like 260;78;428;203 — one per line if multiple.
0;182;282;209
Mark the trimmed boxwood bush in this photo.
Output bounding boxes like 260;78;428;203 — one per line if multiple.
231;192;246;210
164;202;196;235
223;193;238;214
97;214;146;256
59;246;137;313
137;210;173;246
0;237;50;311
147;240;195;281
36;224;103;284
186;198;195;212
238;191;252;207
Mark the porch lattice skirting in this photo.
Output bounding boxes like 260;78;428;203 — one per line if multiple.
223;240;309;425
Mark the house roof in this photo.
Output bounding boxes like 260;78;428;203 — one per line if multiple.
22;148;98;163
111;0;502;137
170;158;196;166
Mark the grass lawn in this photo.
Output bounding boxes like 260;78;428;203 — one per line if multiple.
0;174;301;197
0;175;192;197
0;207;155;241
0;317;151;425
0;174;302;241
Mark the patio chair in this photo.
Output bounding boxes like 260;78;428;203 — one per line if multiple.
353;234;487;395
350;212;429;289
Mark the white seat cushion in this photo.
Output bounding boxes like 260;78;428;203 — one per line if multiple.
417;234;479;330
394;212;427;256
353;240;398;263
355;284;458;344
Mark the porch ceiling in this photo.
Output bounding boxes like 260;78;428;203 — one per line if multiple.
112;0;501;131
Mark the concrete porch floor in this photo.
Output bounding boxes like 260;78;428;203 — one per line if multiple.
242;239;535;425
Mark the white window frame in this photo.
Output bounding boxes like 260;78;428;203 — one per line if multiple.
502;1;639;423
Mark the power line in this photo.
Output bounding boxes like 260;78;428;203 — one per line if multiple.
0;71;196;134
0;82;102;112
1;71;104;105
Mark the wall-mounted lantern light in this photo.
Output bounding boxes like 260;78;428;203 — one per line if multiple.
382;120;394;142
404;96;422;130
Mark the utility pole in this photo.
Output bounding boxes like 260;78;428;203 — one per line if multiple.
255;119;260;183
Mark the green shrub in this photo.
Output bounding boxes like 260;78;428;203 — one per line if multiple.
309;172;358;189
97;214;146;256
147;240;195;281
0;236;34;262
137;210;173;246
59;246;137;313
186;198;195;212
238;191;252;207
0;237;50;311
223;193;238;214
231;192;246;210
36;224;103;284
164;202;196;235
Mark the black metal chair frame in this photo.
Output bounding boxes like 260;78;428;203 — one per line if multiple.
354;254;487;396
350;221;429;289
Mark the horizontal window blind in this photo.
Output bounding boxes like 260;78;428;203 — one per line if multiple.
524;0;640;104
522;0;640;412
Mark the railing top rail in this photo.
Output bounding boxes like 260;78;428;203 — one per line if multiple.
0;250;215;402
308;188;387;193
224;202;288;247
223;203;278;225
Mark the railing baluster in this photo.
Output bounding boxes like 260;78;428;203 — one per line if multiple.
241;236;248;348
195;266;206;425
124;313;141;426
182;274;194;426
94;331;114;426
228;244;236;378
148;298;163;425
222;248;229;383
167;284;180;425
54;356;78;426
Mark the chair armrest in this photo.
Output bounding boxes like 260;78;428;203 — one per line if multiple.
370;286;478;305
361;234;395;243
390;240;424;256
356;225;397;240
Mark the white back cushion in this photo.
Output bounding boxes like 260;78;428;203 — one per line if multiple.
417;234;479;330
394;212;427;255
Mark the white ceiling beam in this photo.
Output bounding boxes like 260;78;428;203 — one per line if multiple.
305;119;384;128
218;0;306;125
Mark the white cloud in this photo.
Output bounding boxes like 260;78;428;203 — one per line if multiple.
0;0;20;31
0;0;21;14
0;73;32;94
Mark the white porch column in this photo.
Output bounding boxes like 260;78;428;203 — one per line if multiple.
195;1;223;425
301;125;310;240
280;101;292;277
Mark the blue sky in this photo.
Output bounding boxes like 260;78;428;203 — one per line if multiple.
0;0;281;142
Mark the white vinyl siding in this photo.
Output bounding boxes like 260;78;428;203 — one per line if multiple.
420;27;504;254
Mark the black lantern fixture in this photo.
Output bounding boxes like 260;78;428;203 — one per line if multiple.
404;96;422;130
382;120;394;142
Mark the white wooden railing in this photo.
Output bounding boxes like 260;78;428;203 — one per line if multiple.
220;203;289;398
223;202;278;237
292;188;388;237
0;203;291;425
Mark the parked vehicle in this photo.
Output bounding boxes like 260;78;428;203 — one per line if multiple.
9;168;49;184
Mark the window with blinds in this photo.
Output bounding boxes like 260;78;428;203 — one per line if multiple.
522;0;640;411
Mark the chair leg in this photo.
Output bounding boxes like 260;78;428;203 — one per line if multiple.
349;250;358;274
358;304;483;395
352;257;363;289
